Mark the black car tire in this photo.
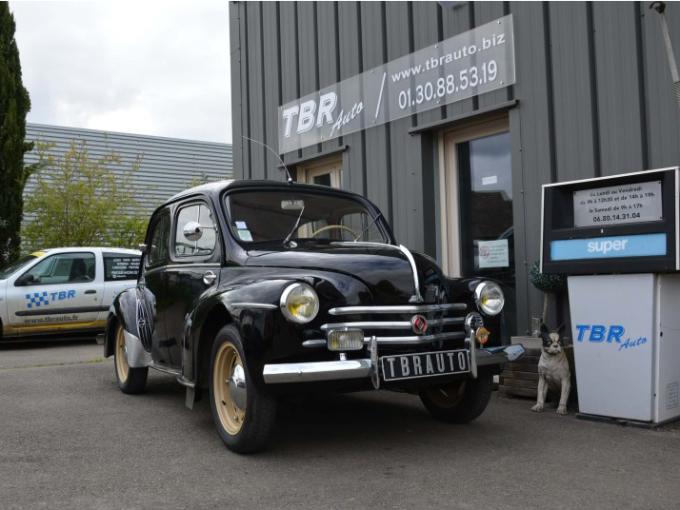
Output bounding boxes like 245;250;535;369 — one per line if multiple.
419;372;493;424
114;323;148;395
209;325;277;454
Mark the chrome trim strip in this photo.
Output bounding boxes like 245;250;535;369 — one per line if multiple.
303;330;466;348
149;362;181;376
331;241;396;249
263;359;372;383
322;321;409;331
328;303;466;315
397;244;423;303
230;302;278;310
321;317;465;331
302;339;327;348
464;317;478;378
369;331;466;345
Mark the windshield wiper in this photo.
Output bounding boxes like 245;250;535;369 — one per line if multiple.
282;205;305;247
353;211;384;242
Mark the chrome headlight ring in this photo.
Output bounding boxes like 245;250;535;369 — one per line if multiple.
279;282;320;324
474;281;505;316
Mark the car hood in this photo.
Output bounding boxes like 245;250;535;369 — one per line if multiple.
245;243;446;305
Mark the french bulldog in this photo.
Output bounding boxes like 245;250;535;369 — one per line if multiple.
531;323;571;415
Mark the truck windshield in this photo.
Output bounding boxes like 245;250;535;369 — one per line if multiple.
225;190;388;246
0;254;38;280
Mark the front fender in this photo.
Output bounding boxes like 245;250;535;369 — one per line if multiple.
104;286;154;358
104;287;136;358
184;279;305;387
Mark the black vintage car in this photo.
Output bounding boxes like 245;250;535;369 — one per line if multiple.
104;179;524;453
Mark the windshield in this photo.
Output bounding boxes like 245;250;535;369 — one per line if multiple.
225;190;389;246
0;254;39;280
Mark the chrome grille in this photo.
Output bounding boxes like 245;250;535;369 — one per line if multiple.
315;302;468;348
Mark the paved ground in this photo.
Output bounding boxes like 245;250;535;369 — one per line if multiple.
1;341;680;510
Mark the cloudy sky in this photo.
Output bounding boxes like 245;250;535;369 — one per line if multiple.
10;1;231;143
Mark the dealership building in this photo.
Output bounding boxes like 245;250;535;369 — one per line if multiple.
229;1;680;339
24;123;233;219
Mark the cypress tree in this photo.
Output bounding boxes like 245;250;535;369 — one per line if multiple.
0;3;32;267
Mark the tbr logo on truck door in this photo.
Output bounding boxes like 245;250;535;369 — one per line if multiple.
25;290;76;308
576;324;648;352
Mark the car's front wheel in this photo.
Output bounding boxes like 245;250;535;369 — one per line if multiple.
209;325;276;453
114;323;148;394
419;372;493;423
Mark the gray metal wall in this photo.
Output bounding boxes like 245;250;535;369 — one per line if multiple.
24;123;233;217
230;1;680;335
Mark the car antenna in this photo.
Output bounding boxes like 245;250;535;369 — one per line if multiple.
241;135;294;184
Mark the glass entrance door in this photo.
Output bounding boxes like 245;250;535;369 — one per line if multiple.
456;130;515;341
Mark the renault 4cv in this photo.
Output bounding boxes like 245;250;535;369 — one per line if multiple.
104;179;524;453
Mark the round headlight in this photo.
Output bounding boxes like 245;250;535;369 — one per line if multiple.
280;282;319;324
474;281;505;316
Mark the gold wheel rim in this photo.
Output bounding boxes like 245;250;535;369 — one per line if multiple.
213;342;246;435
115;325;129;383
425;381;466;408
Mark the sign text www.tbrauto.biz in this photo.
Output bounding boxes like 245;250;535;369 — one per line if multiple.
278;15;515;153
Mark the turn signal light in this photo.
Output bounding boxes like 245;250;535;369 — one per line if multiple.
327;329;364;351
475;326;490;345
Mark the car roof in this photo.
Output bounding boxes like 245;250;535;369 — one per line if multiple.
166;179;371;206
32;247;141;256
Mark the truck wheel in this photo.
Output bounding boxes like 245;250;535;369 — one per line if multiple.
419;372;493;424
209;325;276;453
114;323;148;394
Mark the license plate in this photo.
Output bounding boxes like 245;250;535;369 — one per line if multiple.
380;349;470;382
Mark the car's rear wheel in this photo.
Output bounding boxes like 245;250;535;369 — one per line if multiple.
114;323;148;394
419;372;493;424
209;325;276;453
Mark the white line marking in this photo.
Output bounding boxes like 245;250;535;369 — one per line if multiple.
374;71;387;120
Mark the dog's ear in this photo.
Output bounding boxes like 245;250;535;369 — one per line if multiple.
556;323;565;334
540;323;549;336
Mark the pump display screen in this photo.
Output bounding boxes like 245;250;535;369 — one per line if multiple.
572;180;662;227
541;167;678;274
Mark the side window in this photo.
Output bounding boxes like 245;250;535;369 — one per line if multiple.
147;212;171;268
104;255;141;281
21;253;96;285
174;203;217;257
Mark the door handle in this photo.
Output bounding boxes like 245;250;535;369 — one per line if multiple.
84;290;97;294
203;271;217;286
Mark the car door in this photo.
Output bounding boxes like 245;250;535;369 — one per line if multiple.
161;200;221;370
140;209;172;363
6;251;103;336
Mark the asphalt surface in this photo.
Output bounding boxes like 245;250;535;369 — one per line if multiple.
1;341;680;510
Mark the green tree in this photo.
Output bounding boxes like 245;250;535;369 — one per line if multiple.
22;141;147;251
0;3;33;267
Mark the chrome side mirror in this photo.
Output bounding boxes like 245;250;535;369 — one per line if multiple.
183;221;203;242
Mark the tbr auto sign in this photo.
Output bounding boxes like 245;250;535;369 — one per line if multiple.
278;15;515;153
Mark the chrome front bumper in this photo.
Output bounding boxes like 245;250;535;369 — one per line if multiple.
262;343;525;385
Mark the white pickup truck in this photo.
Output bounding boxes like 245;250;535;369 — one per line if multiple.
0;247;140;340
